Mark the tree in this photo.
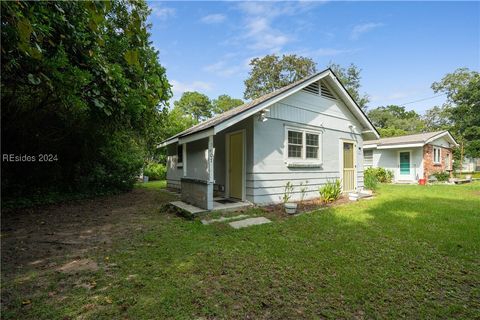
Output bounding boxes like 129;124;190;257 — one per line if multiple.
422;106;452;131
244;54;317;100
367;105;425;137
212;95;244;114
328;63;370;110
1;0;171;200
174;91;213;122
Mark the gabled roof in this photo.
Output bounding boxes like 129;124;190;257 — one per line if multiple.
364;130;459;149
160;68;379;146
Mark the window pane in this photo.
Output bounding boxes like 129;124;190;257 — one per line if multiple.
306;146;318;159
288;131;302;145
177;145;183;163
306;133;318;146
288;145;302;158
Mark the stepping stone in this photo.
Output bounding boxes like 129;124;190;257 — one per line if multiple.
229;217;272;229
201;214;250;225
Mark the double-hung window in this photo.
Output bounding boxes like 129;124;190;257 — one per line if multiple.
433;147;441;164
286;128;321;161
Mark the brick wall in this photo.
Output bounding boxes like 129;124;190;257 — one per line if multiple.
423;144;453;179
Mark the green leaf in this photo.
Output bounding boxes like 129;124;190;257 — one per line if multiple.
27;74;41;85
124;50;139;67
17;17;33;44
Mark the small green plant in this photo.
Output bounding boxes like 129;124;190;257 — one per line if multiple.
319;179;341;203
299;180;309;204
282;181;294;203
364;170;379;190
365;167;394;183
432;171;450;182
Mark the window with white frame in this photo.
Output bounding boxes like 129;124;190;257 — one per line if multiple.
433;147;441;164
286;128;321;160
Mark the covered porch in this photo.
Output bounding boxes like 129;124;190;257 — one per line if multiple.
166;118;253;211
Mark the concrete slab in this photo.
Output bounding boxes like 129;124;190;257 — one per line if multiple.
170;201;206;214
201;214;250;225
229;217;272;229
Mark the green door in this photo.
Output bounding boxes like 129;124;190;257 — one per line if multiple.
399;152;411;176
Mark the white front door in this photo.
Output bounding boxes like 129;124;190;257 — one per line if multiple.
398;151;413;180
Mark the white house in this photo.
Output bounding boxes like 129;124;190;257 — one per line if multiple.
160;69;379;210
363;131;459;182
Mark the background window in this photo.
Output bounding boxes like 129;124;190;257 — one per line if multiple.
306;133;319;159
433;147;441;163
288;130;303;158
177;144;183;164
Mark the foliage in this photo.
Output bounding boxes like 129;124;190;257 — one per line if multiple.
432;68;480;157
212;94;244;113
143;162;167;181
432;171;450;182
422;106;452;131
319;179;341;203
244;54;317;100
367;105;425;137
281;181;294;203
365;167;393;183
328;63;370;110
364;170;379;190
299;181;309;203
173;91;213;122
1;0;171;200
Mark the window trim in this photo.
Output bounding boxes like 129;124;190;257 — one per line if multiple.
177;143;185;169
433;146;441;164
284;126;322;164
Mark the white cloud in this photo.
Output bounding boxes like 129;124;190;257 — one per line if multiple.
204;61;243;77
351;22;384;40
171;80;213;94
201;13;226;24
151;4;175;20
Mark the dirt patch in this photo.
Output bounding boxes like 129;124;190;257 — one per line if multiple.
263;195;350;218
1;188;176;279
57;259;99;274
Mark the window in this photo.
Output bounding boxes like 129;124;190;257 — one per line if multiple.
433;147;441;164
288;131;303;158
364;150;373;168
286;128;321;161
177;144;183;164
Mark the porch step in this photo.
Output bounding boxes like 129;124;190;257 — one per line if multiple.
201;214;250;225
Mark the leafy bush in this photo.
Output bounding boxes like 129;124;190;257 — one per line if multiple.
144;162;167;181
281;181;294;203
364;170;379;190
319;179;341;203
432;171;450;182
365;167;394;183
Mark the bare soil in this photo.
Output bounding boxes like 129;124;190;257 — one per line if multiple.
1;188;175;280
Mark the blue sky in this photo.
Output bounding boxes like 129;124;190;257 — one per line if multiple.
147;1;479;114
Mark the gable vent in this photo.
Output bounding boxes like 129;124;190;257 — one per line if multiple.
302;81;319;95
320;82;336;100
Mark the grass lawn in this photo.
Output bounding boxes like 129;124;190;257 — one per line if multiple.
135;179;167;190
2;182;479;319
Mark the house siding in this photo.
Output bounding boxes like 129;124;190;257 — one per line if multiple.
371;147;424;182
250;90;365;204
423;136;453;178
166;143;182;190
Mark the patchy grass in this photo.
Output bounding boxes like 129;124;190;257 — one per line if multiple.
134;180;167;190
2;183;479;319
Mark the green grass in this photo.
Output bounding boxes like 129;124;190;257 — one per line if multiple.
3;182;480;319
134;180;167;190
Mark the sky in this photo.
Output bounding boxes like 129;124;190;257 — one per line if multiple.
147;1;480;114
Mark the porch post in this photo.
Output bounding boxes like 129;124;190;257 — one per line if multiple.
207;135;214;210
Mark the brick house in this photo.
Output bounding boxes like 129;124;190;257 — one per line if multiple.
363;131;458;182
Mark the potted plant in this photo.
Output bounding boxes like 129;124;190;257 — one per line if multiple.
282;181;297;214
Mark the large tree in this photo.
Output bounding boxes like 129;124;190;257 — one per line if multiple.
1;0;171;199
212;94;244;114
328;63;370;110
432;68;480;157
173;91;213;122
243;54;317;100
367;105;425;137
422;106;452;131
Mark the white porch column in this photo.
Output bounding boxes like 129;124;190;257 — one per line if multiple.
207;135;214;210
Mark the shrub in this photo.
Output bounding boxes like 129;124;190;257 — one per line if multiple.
364;170;379;190
144;162;167;181
432;171;450;182
365;167;393;183
319;179;341;203
281;181;294;203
